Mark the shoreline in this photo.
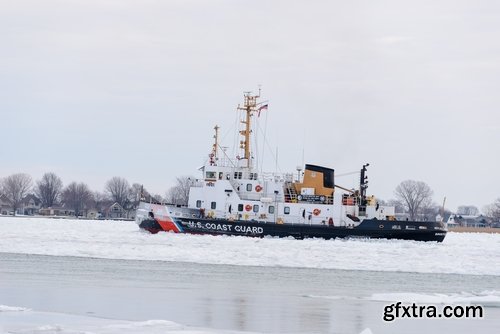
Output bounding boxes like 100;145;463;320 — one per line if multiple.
2;215;499;233
449;227;500;234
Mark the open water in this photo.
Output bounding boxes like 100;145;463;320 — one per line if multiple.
1;252;499;334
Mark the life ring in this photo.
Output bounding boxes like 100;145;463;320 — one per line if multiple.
255;185;263;192
313;208;321;216
245;204;252;212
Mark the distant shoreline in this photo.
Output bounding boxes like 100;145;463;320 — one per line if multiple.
449;227;500;234
2;215;499;234
0;215;134;222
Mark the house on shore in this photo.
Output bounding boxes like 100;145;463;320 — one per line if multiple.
446;214;489;228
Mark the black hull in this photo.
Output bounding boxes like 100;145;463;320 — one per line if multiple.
139;217;446;242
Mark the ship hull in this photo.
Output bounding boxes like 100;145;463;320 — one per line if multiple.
138;216;446;242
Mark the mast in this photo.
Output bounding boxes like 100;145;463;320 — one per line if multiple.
237;90;260;168
210;125;219;166
359;163;370;215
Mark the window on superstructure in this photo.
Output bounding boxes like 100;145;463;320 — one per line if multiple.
238;204;243;212
211;202;216;210
254;173;258;180
269;206;275;214
206;171;216;179
246;184;252;192
284;207;290;215
253;205;259;213
196;200;202;208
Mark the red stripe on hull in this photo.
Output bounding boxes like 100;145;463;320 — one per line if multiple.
157;219;180;233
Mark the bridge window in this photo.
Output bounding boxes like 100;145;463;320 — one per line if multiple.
206;171;216;179
284;206;290;215
196;200;202;208
211;202;217;210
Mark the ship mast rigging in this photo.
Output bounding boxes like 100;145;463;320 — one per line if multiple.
237;90;261;168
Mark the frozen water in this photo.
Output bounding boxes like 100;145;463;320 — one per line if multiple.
0;217;499;276
369;290;500;307
0;307;263;334
0;305;31;312
305;291;500;308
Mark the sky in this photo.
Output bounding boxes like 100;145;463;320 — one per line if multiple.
1;0;499;212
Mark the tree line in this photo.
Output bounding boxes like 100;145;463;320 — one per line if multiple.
0;172;168;217
391;180;500;222
1;172;499;221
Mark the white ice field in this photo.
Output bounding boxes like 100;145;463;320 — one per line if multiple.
0;217;499;276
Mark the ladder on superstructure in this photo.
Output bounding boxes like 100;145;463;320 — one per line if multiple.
285;182;298;203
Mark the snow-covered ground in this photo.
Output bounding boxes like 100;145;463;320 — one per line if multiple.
0;217;499;276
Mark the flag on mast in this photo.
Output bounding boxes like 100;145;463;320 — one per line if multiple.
257;104;268;117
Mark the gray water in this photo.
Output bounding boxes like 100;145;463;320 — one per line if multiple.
0;253;498;333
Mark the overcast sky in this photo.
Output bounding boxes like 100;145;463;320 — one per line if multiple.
1;0;499;212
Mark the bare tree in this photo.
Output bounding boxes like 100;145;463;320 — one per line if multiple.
165;176;195;205
394;180;434;221
1;173;32;215
152;194;164;203
35;172;63;208
91;191;109;214
457;205;479;216
129;183;146;208
483;198;500;221
105;177;130;209
387;199;405;214
129;183;163;206
61;182;92;216
421;202;440;222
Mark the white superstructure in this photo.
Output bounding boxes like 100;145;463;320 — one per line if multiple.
183;91;395;227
